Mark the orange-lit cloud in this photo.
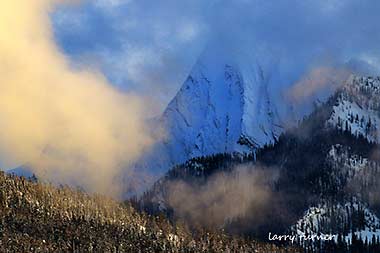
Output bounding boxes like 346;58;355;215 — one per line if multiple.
287;66;351;103
0;0;154;196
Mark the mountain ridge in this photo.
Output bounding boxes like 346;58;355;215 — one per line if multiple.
137;75;380;252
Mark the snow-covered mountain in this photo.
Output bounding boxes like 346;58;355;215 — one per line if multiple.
328;76;380;142
161;52;283;153
6;165;35;178
143;74;380;179
133;47;295;180
132;51;373;190
137;73;380;251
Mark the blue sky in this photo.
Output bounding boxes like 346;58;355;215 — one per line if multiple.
52;0;380;112
52;0;211;110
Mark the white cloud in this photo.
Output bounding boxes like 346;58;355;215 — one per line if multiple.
177;22;200;42
0;0;155;197
94;0;130;8
53;7;87;31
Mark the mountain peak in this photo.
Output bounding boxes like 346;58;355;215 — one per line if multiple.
134;47;286;182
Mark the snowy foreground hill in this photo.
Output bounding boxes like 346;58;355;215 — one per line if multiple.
0;172;298;252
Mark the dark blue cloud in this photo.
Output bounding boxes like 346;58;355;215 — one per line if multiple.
51;0;380;111
53;3;123;55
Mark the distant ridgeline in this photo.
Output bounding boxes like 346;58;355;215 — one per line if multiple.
137;77;380;253
0;172;297;253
